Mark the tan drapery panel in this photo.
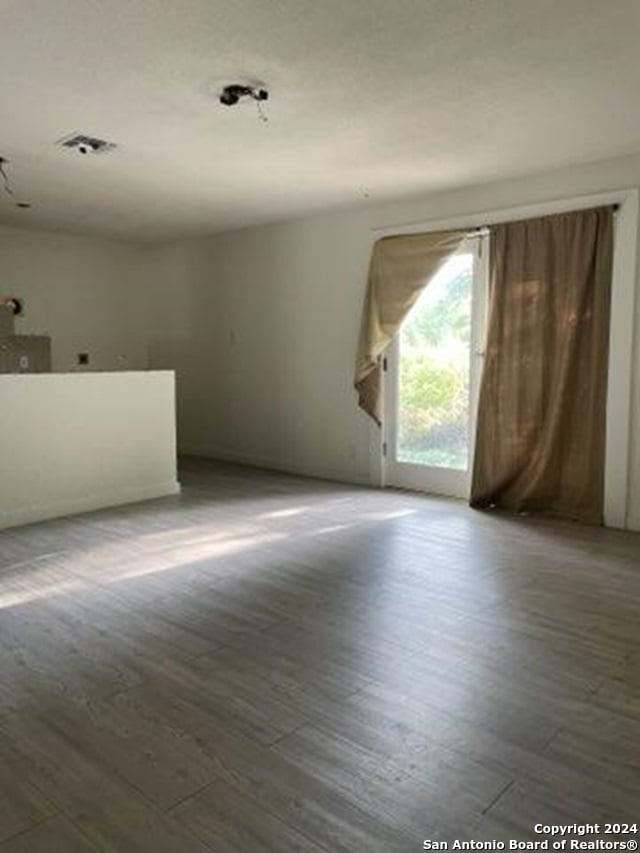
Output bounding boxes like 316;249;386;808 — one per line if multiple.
471;206;614;524
354;229;467;423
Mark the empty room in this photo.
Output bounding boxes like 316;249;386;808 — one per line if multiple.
0;1;638;851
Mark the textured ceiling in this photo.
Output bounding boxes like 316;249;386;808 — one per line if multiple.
0;0;639;241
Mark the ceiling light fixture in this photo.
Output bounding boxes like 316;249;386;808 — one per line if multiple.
219;84;269;122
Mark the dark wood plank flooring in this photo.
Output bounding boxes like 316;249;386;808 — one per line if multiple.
0;457;638;851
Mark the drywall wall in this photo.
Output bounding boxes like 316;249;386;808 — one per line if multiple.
0;371;179;530
146;215;374;483
145;151;640;530
0;225;150;372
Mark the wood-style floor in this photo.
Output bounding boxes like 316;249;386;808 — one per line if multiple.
0;457;638;852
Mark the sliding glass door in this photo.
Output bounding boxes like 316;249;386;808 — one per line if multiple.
383;235;488;498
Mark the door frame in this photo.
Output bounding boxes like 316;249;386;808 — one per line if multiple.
368;188;639;529
382;235;488;499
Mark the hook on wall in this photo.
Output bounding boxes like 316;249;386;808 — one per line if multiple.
2;297;23;316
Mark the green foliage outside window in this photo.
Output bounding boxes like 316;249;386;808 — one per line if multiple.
398;264;471;469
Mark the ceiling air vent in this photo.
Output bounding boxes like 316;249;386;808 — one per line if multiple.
57;133;117;155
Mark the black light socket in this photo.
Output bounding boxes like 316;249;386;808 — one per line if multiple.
219;84;269;106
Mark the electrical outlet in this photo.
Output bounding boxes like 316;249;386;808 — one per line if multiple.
19;354;29;370
77;352;89;366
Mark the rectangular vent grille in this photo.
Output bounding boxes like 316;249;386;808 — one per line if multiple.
57;133;117;154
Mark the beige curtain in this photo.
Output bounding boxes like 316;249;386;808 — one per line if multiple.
354;229;467;423
471;206;614;524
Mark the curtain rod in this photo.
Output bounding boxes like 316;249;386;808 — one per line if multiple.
466;203;620;238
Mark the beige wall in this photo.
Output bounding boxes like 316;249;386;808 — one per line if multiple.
144;151;640;530
0;226;149;372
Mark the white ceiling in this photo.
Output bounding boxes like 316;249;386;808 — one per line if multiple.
0;0;639;241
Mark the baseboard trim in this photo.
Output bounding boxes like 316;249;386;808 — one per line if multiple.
0;480;181;531
625;511;640;533
179;444;372;487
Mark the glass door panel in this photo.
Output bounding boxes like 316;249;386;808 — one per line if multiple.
384;235;487;498
397;252;472;470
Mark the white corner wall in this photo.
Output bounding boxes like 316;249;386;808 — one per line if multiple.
144;150;640;531
0;225;151;372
